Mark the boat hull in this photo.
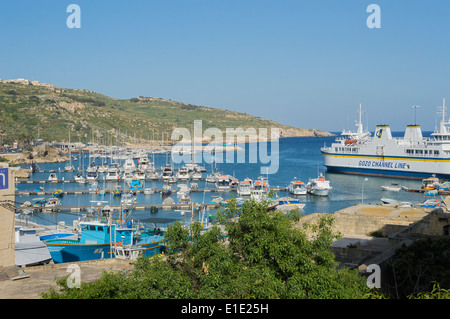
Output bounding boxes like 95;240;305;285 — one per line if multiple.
45;238;165;263
322;151;450;179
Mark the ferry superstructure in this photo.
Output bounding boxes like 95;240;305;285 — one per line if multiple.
321;100;450;179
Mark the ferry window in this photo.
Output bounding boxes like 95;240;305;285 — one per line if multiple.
89;225;96;231
424;150;428;155
435;151;440;155
97;226;103;231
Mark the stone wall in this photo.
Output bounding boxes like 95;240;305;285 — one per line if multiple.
0;165;15;267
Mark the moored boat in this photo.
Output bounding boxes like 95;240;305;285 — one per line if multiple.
306;173;332;196
288;179;307;195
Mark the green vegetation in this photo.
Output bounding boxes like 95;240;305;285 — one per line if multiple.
0;81;331;146
41;198;370;299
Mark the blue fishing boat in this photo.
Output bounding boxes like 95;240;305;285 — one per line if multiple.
128;179;143;192
43;205;165;263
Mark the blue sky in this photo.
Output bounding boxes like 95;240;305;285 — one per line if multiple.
1;1;449;132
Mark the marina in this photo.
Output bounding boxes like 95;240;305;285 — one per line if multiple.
8;132;450;268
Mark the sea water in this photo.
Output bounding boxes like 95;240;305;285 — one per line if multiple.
15;133;430;228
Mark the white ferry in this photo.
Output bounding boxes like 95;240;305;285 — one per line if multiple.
321;100;450;179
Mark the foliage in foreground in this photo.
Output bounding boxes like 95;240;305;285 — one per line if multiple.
42;198;371;299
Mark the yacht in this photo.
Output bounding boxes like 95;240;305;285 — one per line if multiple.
176;166;191;180
106;167;120;181
48;173;57;181
161;164;174;180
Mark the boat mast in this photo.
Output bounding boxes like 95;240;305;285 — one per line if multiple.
356;103;363;138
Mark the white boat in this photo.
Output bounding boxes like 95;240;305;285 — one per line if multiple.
105;167;120;181
216;175;233;191
176;167;191;180
237;178;253;196
321;100;450;179
380;183;401;192
137;156;150;171
380;198;412;207
122;170;133;182
144;187;155;195
191;171;202;180
74;172;86;183
421;175;440;190
15;226;52;266
161;164;174;180
44;197;61;208
250;177;269;201
288;179;307;195
64;163;75;172
134;170;146;180
48;173;57;181
123;158;136;172
86;170;98;181
177;184;190;196
306;173;332;196
147;171;160;180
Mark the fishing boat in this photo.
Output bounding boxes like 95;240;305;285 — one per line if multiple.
275;197;306;214
161;185;172;196
306;173;332;196
113;187;122;197
380;183;401;192
250;177;270;201
52;189;64;197
237;178;253;196
216;175;233;191
421;175;440;190
43;205;165;263
128;179;143;192
44;197;61;208
321;100;450;179
420;198;441;208
288;179;307;195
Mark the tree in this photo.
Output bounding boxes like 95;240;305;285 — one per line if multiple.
42;199;370;299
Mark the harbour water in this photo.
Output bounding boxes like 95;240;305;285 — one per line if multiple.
15;133;433;229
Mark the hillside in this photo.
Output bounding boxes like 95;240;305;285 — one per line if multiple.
0;78;333;146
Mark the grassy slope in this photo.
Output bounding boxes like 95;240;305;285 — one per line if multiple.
0;81;332;145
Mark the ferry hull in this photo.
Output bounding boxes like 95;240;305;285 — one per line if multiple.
322;151;450;179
